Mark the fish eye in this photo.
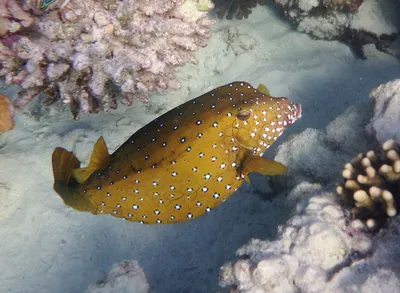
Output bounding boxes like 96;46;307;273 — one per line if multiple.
236;109;251;121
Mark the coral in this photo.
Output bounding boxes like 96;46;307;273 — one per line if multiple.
0;0;35;37
336;139;400;231
213;0;266;20
0;0;215;119
23;0;72;16
272;0;400;59
324;0;363;11
0;93;14;133
86;260;149;293
368;79;400;145
219;184;374;293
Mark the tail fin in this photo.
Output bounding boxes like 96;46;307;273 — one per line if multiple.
52;147;97;213
52;147;81;185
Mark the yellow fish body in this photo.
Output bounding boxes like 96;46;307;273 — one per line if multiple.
52;81;302;224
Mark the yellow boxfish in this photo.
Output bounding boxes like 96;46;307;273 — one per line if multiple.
52;81;301;224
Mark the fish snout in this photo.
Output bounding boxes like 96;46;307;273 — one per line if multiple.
293;103;302;119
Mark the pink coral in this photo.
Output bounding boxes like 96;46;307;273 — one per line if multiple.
0;0;34;36
0;0;215;119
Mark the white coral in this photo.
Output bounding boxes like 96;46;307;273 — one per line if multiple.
368;79;400;145
86;260;149;293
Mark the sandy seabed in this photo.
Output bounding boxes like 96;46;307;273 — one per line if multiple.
1;5;400;293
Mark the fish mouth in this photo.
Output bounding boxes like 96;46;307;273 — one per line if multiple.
293;103;302;119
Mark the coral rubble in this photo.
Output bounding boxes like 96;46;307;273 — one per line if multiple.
0;93;14;133
336;139;400;231
0;0;215;119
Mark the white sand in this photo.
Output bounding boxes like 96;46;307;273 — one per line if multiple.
1;5;400;293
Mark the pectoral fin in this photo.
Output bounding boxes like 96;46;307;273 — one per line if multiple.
242;155;288;177
72;137;112;183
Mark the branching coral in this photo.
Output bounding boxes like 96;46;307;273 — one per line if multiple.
214;0;266;20
0;0;34;36
0;0;215;119
336;139;400;231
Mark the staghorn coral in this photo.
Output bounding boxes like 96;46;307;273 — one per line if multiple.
214;0;266;20
336;139;400;231
0;0;215;119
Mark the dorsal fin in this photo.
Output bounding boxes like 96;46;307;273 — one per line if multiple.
257;83;271;96
72;137;112;183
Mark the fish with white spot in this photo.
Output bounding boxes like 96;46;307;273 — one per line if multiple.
51;81;301;224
